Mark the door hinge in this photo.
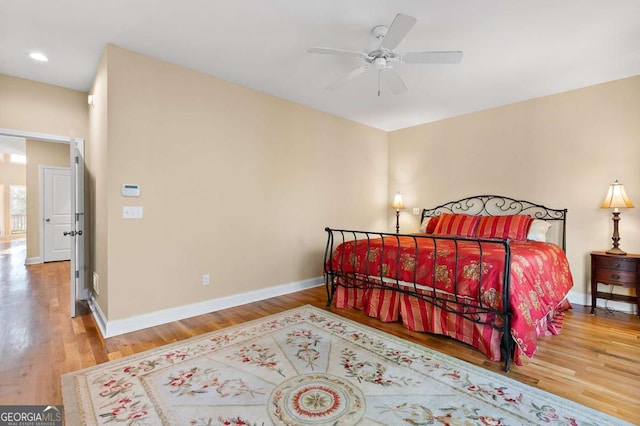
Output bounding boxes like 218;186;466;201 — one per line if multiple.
75;270;80;278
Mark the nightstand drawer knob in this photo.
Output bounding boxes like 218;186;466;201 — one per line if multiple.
611;274;620;279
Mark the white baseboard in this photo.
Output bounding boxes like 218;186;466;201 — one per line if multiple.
87;295;108;338
25;257;42;265
89;280;634;339
90;276;325;339
567;291;637;315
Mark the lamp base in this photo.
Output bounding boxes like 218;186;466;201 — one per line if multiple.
606;211;626;255
606;247;627;255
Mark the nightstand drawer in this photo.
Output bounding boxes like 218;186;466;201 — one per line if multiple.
593;256;637;272
594;268;636;285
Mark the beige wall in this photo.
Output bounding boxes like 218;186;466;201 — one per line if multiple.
0;74;88;138
88;51;110;314
96;45;388;320
0;154;27;237
389;75;640;303
25;140;71;259
4;53;638;323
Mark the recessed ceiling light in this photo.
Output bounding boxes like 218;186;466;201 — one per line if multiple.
29;52;48;62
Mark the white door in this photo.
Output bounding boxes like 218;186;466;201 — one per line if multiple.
43;167;71;262
69;138;85;317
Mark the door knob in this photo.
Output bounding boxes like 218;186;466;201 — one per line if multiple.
63;230;83;237
45;218;50;222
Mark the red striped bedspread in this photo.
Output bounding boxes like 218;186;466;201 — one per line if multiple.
327;236;574;360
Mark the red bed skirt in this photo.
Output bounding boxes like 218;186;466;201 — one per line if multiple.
333;281;571;366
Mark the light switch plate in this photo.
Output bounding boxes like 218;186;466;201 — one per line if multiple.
122;206;143;219
412;207;421;215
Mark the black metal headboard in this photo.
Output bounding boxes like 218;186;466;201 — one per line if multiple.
421;195;567;251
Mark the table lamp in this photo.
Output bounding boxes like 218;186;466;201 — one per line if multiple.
600;180;635;255
392;192;405;233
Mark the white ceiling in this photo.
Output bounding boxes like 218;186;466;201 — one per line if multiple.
2;1;640;131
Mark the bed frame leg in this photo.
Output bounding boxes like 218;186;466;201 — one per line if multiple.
325;275;334;308
501;340;512;372
503;350;512;372
502;316;513;372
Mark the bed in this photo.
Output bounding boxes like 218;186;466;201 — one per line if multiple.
323;195;574;371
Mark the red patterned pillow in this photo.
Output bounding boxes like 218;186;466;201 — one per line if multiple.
433;214;480;237
426;217;439;234
476;215;533;241
419;217;439;234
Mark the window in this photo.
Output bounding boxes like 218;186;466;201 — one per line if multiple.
10;154;27;164
10;185;27;233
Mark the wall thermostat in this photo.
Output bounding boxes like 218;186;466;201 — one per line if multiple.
121;184;141;197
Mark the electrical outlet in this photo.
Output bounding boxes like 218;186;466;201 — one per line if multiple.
202;273;211;286
93;272;100;296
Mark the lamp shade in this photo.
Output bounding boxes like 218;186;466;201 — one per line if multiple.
600;180;635;210
392;192;405;210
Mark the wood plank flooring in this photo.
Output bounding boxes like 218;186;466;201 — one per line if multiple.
1;238;638;423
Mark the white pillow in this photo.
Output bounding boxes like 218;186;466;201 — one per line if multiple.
527;219;551;242
419;217;430;233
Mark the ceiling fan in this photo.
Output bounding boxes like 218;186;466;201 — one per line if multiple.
308;13;463;96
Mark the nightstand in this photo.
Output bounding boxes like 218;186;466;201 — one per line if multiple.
590;251;640;316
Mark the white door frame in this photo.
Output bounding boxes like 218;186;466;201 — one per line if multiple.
70;137;86;317
0;128;86;317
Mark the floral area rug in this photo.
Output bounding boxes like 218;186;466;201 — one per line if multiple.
62;305;629;425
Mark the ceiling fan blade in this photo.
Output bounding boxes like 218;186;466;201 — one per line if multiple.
401;51;463;64
383;68;407;95
308;47;370;59
380;14;417;51
326;65;369;90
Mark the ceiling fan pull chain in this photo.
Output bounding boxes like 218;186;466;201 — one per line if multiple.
377;71;381;96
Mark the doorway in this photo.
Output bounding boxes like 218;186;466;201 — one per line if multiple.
0;128;85;317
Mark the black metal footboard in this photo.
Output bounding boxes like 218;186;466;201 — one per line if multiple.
323;228;515;372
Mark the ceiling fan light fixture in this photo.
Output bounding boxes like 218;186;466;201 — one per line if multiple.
374;57;387;70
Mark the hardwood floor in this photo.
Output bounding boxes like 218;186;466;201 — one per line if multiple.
1;238;638;423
